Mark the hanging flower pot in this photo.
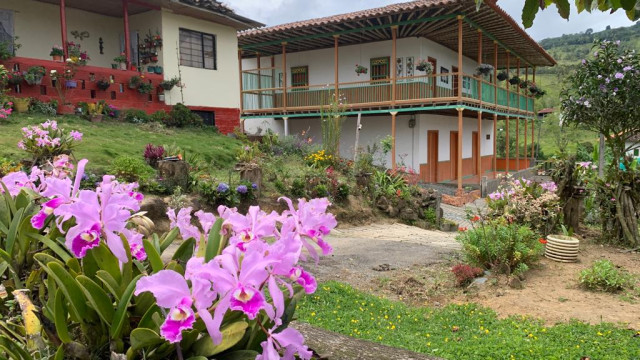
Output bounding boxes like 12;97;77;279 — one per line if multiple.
497;71;508;82
154;66;163;74
147;66;156;73
509;76;521;86
65;80;78;88
111;63;118;69
119;62;127;70
158;93;165;102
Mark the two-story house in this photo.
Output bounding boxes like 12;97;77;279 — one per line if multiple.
238;0;555;189
0;0;262;133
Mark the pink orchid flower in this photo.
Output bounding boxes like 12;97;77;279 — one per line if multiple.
223;206;278;251
280;197;337;262
257;327;312;360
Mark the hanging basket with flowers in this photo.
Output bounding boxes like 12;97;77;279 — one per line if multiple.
355;64;368;76
509;76;521;86
475;63;494;76
416;59;433;73
497;71;509;82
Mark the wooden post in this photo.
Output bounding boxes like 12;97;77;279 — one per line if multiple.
282;42;287;110
457;108;463;191
505;116;510;174
516;58;520;111
391;26;398;104
238;49;244;113
391;111;398;169
493;42;498;106
60;0;68;58
477;30;482;106
354;112;362;163
493;113;497;173
524;66;528;161
334;35;340;101
524;114;528;164
531;117;535;159
256;52;262;109
506;51;510;110
516;116;520;170
457;16;463;100
123;0;131;67
477;111;482;179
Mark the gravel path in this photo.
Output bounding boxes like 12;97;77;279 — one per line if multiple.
440;198;487;227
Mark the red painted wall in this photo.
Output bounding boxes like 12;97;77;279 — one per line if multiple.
2;57;240;134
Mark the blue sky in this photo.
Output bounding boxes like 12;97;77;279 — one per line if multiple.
229;0;637;40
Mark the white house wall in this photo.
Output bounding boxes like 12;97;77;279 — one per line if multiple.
161;10;240;108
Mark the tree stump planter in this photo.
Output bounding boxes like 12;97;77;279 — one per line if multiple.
157;160;190;190
563;187;586;233
235;162;262;197
545;235;580;263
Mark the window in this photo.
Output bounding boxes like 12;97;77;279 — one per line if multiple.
193;110;215;126
635;148;639;157
370;57;390;81
179;28;216;69
291;66;309;88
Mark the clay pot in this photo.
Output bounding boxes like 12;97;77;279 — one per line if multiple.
52;55;63;62
90;114;103;123
13;98;30;113
544;235;580;263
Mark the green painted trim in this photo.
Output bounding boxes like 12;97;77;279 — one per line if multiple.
463;18;532;68
241;104;534;120
241;14;460;51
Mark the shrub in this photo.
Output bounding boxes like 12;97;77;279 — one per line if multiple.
452;264;485;286
199;181;239;207
144;143;165;168
306;149;334;168
579;260;636;293
123;108;150;124
457;218;543;275
0;157;20;176
259;129;315;157
28;99;57;116
109;155;155;183
149;109;170;123
167;103;202;127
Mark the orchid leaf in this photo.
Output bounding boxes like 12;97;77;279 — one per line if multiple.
160;227;180;253
110;274;142;339
138;304;161;330
205;218;224;262
28;233;71;263
192;321;249;356
44;262;87;320
143;239;163;273
96;270;122;300
172;237;195;264
53;288;71;344
130;328;165;351
0;335;33;360
216;351;260;360
88;243;121;283
77;275;115;325
6;207;24;256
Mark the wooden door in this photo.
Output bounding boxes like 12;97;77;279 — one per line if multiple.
428;57;437;97
450;131;458;180
452;66;459;97
472;131;479;175
428;130;439;183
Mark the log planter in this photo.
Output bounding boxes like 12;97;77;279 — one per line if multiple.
545;235;580;263
235;162;262;197
157;160;190;190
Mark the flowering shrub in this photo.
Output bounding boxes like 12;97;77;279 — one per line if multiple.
456;217;543;275
237;142;261;164
66;41;89;65
18;120;82;163
0;157;20;176
306;149;334;168
6;69;24;85
0;156;335;359
0;98;13;120
389;165;419;186
487;177;561;236
199;181;240;207
451;264;484;286
259;130;315;157
109;155;155;183
144;143;165;168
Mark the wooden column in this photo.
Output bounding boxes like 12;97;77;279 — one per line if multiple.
493;113;497;173
524;66;528;161
238;49;244;113
516;58;520;111
516;116;520;170
256;52;262;109
506;51;510;109
532;118;535;159
457;108;463;191
60;0;68;58
477;30;482;106
391;111;398;169
524;114;528;164
123;0;131;67
391;26;398;104
477;111;482;179
334;35;340;100
457;16;463;100
505;116;510;174
493;42;498;106
282;42;287;110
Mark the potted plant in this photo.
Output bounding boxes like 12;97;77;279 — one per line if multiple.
509;76;521;86
50;45;64;62
416;59;433;73
154;66;163;74
87;101;105;122
355;64;368;76
147;66;156;73
96;78;111;91
475;63;494;76
113;53;127;70
138;82;153;94
6;69;24;85
128;75;142;89
66;42;89;66
24;66;46;85
497;71;508;81
159;76;180;91
12;97;30;113
519;79;532;89
153;33;163;47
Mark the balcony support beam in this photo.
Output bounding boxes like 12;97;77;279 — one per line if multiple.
477;29;482;107
334;35;339;100
123;0;131;67
493;113;497;173
391;111;398;170
493;42;497;106
282;42;287;110
391;26;398;105
477;111;482;179
457;107;463;191
505;116;510;174
238;49;244;113
60;0;68;58
457;16;463;101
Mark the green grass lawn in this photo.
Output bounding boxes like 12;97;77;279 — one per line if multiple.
0;113;242;173
297;282;640;360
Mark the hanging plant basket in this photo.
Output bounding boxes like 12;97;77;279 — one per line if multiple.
509;76;521;85
497;71;508;82
475;64;494;76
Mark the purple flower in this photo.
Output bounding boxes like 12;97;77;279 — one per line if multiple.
617;59;623;64
257;327;313;360
623;66;633;72
222;205;278;251
236;185;248;194
70;130;83;141
540;181;558;193
252;183;258;190
488;191;503;200
17;141;25;150
615;72;624;79
581;59;586;65
217;182;230;193
280;197;337;262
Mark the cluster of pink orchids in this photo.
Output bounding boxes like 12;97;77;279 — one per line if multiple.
0;155;337;360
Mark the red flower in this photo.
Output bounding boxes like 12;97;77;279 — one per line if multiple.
539;238;547;244
458;226;468;232
396;189;402;197
471;215;481;223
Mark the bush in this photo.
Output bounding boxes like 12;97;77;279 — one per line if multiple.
199;181;239;207
451;264;485;287
166;103;202;127
109;155;154;183
122;109;150;124
28;98;57;116
579;260;636;293
0;157;20;176
149;109;170;123
457;218;543;275
144;143;165;168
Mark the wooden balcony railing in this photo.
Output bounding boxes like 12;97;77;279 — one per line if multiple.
241;72;535;114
